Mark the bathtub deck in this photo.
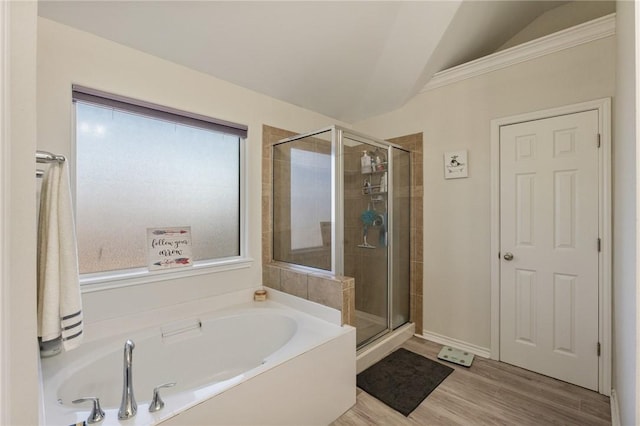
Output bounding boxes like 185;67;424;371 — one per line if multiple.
161;325;355;426
41;290;356;426
332;337;611;426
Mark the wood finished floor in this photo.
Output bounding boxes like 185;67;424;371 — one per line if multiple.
332;337;611;426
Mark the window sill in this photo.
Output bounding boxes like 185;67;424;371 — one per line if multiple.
79;257;253;293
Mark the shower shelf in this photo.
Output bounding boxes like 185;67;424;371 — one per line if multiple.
361;165;387;175
362;185;387;195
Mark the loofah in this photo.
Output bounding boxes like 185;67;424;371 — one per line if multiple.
360;209;377;225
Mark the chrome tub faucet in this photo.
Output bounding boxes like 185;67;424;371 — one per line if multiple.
118;339;137;420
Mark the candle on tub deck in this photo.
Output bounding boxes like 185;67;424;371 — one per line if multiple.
254;289;267;301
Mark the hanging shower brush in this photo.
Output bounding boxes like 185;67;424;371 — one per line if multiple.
359;208;377;249
360;209;377;226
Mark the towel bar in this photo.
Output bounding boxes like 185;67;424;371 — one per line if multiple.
36;150;66;163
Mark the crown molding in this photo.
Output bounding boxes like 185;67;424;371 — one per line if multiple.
422;13;616;92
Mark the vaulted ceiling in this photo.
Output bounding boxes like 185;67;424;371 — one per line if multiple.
38;1;611;122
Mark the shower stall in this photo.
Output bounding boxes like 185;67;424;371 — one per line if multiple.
272;126;411;349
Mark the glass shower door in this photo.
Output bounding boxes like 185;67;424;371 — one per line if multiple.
273;130;333;271
342;135;390;346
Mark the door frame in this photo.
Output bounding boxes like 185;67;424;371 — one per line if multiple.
490;98;612;395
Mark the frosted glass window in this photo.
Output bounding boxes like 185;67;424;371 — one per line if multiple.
75;101;241;274
290;148;331;250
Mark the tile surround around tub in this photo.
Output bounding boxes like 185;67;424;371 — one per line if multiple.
261;125;423;332
263;262;355;326
280;269;309;299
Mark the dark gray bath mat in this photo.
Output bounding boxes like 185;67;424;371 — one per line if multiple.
356;347;454;416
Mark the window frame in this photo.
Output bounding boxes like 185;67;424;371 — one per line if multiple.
71;87;251;292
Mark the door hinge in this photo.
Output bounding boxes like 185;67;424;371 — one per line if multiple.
597;133;601;148
597;342;601;357
597;238;601;252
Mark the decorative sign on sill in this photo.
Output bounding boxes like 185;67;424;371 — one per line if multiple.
444;150;468;179
147;226;193;270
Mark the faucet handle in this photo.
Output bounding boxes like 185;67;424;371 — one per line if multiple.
72;397;105;424
149;382;176;413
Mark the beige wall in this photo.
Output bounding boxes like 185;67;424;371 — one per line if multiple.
6;10;623;425
498;1;615;51
2;3;40;424
613;2;637;424
354;36;616;350
37;17;345;326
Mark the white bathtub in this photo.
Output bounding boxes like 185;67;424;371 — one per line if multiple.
40;289;356;425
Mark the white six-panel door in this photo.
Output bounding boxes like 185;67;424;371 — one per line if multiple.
499;110;599;391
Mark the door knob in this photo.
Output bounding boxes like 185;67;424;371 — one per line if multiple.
503;252;514;261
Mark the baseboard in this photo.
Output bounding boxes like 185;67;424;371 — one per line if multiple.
419;330;491;359
610;389;621;426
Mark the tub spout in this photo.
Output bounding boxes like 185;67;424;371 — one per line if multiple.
118;339;137;420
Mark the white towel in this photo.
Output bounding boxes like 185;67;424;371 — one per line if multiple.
37;161;83;353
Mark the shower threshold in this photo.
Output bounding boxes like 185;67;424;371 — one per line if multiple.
356;322;415;374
